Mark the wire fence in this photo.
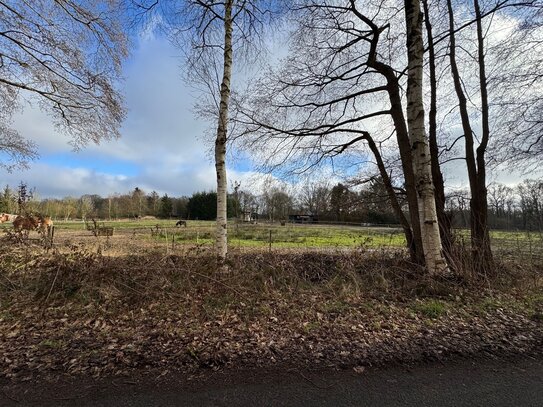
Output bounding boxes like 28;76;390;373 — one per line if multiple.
2;219;542;264
113;221;543;264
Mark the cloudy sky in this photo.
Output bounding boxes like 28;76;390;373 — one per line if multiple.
1;33;261;199
0;26;536;199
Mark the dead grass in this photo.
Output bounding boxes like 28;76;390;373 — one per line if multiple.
0;237;542;382
1;238;541;311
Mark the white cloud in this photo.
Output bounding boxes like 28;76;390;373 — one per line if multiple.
11;104;72;154
3;35;222;198
0;163;130;198
3;18;539;201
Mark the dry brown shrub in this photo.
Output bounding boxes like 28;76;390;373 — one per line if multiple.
0;241;541;314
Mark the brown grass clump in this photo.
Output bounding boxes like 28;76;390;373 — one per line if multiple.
1;242;540;311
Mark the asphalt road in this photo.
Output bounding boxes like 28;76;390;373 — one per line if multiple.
2;357;542;406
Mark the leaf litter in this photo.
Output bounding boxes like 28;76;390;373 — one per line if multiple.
0;245;541;383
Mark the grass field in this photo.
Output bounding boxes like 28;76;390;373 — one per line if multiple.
1;218;541;260
0;219;406;249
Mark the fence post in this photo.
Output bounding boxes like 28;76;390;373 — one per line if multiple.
269;229;272;253
45;225;55;249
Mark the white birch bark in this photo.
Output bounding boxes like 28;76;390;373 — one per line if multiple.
215;0;233;264
404;0;448;274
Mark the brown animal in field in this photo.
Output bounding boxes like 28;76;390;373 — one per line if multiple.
37;215;53;234
12;214;53;236
13;214;40;234
176;220;187;227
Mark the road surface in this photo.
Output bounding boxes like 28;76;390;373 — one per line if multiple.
2;356;542;406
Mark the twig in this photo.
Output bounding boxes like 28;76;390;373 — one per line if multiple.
190;270;252;302
44;266;61;304
0;273;19;290
115;280;146;297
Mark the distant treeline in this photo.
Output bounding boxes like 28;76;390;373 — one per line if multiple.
1;178;541;231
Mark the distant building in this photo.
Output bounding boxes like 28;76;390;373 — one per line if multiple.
288;214;319;224
242;209;257;223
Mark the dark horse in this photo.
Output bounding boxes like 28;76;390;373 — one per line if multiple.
175;220;187;227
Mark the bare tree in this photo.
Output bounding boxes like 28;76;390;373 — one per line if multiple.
445;0;494;272
78;195;95;221
214;0;233;264
422;0;453;254
233;1;449;267
487;182;514;228
0;0;128;169
0;125;37;171
490;4;543;170
299;181;331;217
518;179;543;231
434;0;542;272
138;0;276;265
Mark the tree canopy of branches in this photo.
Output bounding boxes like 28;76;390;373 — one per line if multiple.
232;0;542;274
488;3;543;169
233;0;444;268
0;0;128;170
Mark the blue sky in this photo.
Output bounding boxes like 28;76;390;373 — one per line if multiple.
0;19;533;199
0;33;261;199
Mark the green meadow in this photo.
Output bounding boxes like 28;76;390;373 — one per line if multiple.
1;218;541;253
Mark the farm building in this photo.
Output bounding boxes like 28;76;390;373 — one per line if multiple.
288;214;319;224
242;210;258;223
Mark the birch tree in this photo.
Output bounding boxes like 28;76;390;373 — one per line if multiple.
404;0;447;273
138;0;276;265
214;0;233;264
422;0;452;254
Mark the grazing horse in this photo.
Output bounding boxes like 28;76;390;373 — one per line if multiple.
12;214;53;237
37;215;53;234
175;220;187;227
13;214;40;235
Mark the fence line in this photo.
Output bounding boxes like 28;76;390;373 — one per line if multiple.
2;220;541;264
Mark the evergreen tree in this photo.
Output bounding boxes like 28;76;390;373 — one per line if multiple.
158;194;173;219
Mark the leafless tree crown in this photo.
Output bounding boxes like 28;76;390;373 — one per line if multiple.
0;0;128;170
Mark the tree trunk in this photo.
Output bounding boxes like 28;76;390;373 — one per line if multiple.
473;0;493;272
422;0;453;256
365;135;416;258
404;0;448;274
368;59;425;265
353;0;425;265
386;78;425;266
215;0;233;265
447;0;493;273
